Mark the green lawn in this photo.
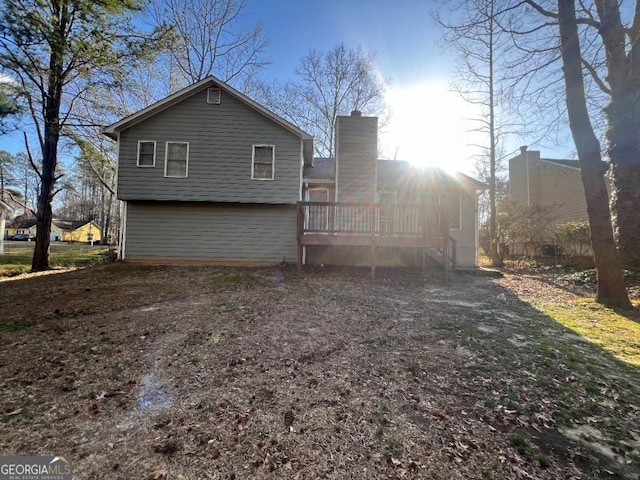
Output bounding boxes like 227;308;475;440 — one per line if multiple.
0;243;110;277
534;298;640;367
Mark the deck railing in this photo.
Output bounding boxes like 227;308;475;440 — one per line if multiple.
300;201;436;236
297;201;457;280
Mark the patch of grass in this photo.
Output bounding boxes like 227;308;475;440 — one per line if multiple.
534;299;640;366
0;265;30;277
379;400;389;412
0;245;109;278
209;332;221;345
406;360;420;377
510;434;529;456
535;453;551;468
584;381;600;395
0;320;33;332
484;397;497;409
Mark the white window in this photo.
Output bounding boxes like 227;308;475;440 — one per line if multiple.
207;88;221;104
252;145;275;180
164;142;189;178
137;141;156;167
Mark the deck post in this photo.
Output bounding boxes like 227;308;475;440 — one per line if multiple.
371;204;376;281
296;202;303;273
421;205;427;272
443;236;449;282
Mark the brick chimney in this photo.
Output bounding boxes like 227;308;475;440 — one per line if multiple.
335;111;378;202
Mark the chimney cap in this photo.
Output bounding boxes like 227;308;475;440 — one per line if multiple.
520;145;528;154
351;110;362;117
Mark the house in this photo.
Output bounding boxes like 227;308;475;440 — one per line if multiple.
9;219;38;239
104;76;484;274
508;146;599;224
508;146;608;255
54;220;102;243
6;217;100;243
0;199;12;253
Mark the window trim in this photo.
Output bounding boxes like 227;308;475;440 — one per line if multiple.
136;140;156;167
251;144;275;180
164;141;189;178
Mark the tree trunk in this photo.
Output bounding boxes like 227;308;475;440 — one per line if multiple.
31;1;65;272
557;0;631;308
593;0;640;268
603;94;640;268
487;0;502;267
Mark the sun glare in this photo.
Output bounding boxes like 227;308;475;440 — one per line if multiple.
380;82;482;172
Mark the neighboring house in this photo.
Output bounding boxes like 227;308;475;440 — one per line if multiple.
509;146;599;224
104;76;484;273
6;218;100;243
54;220;102;243
10;219;38;239
508;146;608;255
9;219;62;241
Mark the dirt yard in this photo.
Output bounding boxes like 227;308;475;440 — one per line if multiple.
0;264;639;479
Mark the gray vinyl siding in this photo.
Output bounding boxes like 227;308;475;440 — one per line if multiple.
117;87;302;204
124;202;297;263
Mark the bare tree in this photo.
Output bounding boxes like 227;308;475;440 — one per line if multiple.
148;0;268;92
555;0;631;307
0;0;166;271
262;44;386;158
434;0;523;267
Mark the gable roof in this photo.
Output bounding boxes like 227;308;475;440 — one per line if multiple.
53;219;98;231
102;76;313;141
18;219;37;229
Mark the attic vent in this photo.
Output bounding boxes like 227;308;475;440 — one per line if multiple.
207;88;221;105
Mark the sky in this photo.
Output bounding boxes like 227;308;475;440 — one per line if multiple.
245;0;486;172
242;0;575;172
0;0;575;175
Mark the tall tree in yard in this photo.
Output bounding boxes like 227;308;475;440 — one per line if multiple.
556;0;631;308
0;0;165;271
434;0;516;267
521;0;640;267
262;44;387;158
148;0;268;93
591;0;640;267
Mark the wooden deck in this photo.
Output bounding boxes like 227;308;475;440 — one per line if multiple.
296;201;456;280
